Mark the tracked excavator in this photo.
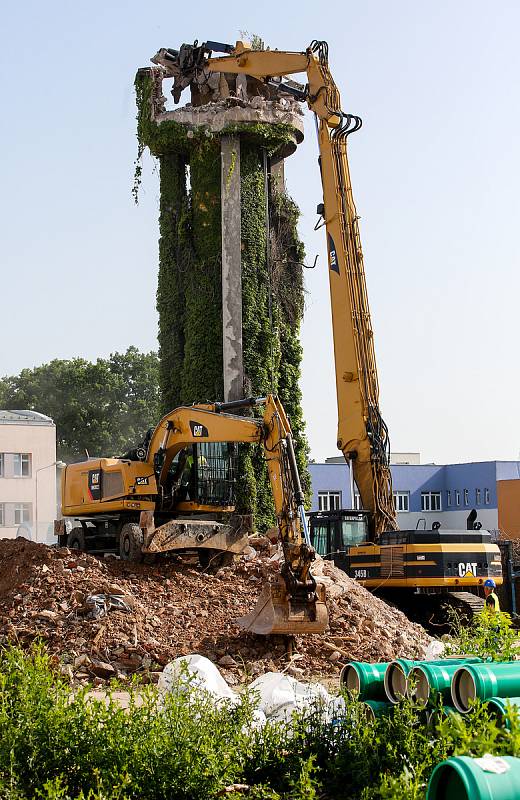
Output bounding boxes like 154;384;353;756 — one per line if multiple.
55;395;327;635
162;38;502;622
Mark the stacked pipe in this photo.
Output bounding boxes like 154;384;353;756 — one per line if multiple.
341;657;520;729
427;756;520;800
341;659;520;799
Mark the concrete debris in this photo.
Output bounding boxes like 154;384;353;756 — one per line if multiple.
0;538;431;686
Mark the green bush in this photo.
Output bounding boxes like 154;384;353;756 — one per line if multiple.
445;609;520;662
3;644;520;800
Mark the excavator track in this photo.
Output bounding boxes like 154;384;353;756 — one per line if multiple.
386;590;485;633
420;591;485;632
446;591;485;618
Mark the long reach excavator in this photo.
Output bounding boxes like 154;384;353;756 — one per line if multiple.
162;38;502;621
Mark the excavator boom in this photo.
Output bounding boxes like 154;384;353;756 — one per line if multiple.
145;394;327;634
163;38;396;535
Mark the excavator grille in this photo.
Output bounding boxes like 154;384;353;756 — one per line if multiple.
194;442;237;506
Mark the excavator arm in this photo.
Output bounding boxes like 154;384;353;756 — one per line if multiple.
161;38;397;536
145;395;327;634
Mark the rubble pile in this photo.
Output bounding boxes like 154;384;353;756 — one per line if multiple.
0;539;431;686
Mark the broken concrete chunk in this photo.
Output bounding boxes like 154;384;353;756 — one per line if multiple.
90;661;116;679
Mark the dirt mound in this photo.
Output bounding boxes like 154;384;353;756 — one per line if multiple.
0;539;431;686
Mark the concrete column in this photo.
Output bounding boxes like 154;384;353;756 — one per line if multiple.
270;156;285;194
221;136;244;402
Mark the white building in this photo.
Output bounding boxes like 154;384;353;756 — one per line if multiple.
0;410;58;541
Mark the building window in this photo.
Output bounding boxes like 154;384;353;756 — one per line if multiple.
393;491;410;512
318;491;342;512
353;492;362;510
476;488;481;505
447;490;452;507
464;489;469;506
0;504;4;526
421;491;442;512
455;490;461;506
13;453;31;477
14;503;32;525
485;488;490;505
0;453;4;477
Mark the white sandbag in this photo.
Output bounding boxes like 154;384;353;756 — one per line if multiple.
424;640;445;660
158;654;238;703
159;654;267;730
249;671;331;723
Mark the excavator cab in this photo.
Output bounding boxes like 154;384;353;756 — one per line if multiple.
309;509;371;573
157;442;237;512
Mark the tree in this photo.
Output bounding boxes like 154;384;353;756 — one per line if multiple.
0;347;161;461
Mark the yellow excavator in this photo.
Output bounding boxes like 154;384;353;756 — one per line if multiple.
55;395;327;635
166;38;503;619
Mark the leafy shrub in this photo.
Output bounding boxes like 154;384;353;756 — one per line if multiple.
445;609;520;662
3;644;520;800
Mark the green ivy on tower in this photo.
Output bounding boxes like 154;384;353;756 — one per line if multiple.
135;69;310;530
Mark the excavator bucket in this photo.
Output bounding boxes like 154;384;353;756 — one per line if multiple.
237;576;328;635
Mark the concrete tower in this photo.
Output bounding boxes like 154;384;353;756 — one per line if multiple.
135;56;309;529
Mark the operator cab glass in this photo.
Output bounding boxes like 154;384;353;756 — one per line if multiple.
340;517;368;547
157;442;237;509
196;442;237;505
309;509;370;555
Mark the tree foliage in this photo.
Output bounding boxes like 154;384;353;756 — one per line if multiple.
0;347;160;461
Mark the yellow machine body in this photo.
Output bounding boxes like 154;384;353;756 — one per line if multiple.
61;458;156;517
57;394;328;636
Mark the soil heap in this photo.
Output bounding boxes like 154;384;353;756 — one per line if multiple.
0;538;431;686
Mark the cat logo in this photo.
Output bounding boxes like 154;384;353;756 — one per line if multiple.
327;233;339;274
189;420;209;438
457;561;477;578
135;476;149;486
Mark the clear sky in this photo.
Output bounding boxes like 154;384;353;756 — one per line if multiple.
1;0;519;465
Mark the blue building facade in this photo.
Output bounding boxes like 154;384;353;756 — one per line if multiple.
308;459;520;534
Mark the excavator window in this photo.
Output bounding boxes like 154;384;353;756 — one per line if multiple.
340;518;368;548
312;523;329;556
195;442;236;506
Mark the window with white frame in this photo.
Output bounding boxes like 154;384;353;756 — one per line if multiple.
318;491;342;512
14;503;31;525
0;453;4;477
353;492;362;510
421;491;442;512
13;453;31;477
464;489;469;506
447;490;452;507
455;490;461;506
485;488;490;505
0;504;4;526
476;488;481;504
393;491;410;512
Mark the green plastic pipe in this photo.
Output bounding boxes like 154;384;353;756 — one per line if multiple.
486;697;520;729
384;659;419;703
340;661;390;701
408;659;482;706
452;662;520;713
361;700;394;722
385;657;480;704
427;755;520;800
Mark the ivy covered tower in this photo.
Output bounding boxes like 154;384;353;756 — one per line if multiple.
135;57;309;530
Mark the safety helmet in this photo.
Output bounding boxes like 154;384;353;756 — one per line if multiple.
484;579;496;589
